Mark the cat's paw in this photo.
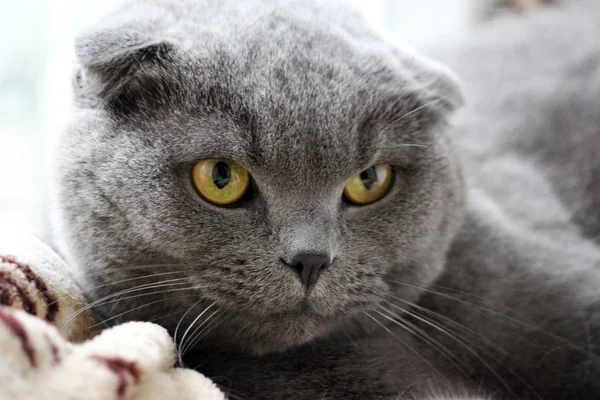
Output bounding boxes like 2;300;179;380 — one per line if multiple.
0;306;224;400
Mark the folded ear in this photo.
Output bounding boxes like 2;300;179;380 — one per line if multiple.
73;5;177;112
392;44;465;116
76;38;174;99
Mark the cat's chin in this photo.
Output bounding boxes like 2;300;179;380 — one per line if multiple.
204;303;351;355
239;318;334;355
245;334;319;355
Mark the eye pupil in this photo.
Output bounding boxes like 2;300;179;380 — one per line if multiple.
360;167;378;190
212;161;231;189
343;163;392;205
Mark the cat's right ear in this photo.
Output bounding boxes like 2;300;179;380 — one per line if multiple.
72;7;176;112
75;37;174;99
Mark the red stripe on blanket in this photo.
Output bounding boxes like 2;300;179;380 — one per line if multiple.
45;332;61;364
0;255;59;322
0;272;37;316
0;307;37;367
90;355;141;398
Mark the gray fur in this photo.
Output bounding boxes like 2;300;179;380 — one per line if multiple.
48;0;600;398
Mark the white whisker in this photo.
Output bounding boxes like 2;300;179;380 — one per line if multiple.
178;302;216;367
381;301;535;399
88;270;186;290
62;278;190;328
86;264;190;277
376;306;469;377
182;309;223;356
89;295;188;328
392;98;443;124
363;310;446;381
174;298;204;347
379;275;581;353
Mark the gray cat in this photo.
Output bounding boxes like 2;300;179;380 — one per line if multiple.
48;0;600;398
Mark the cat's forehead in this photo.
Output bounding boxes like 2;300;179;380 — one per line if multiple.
82;0;458;182
172;72;381;185
170;32;426;176
105;38;385;183
167;51;412;184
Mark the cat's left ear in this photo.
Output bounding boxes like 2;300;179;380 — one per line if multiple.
392;45;465;116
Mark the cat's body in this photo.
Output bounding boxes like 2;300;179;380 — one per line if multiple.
48;1;600;399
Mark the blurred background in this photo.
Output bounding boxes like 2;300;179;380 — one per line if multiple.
0;0;482;232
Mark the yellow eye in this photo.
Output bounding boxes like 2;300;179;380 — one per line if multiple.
192;160;250;205
343;164;393;205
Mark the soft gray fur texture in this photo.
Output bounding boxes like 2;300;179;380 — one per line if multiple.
48;0;600;399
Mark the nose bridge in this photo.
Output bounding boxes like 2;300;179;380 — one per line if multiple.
274;206;338;261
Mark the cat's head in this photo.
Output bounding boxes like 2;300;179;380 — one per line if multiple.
50;0;465;354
